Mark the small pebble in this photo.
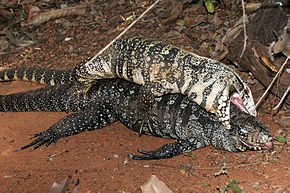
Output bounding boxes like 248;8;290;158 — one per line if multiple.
123;158;129;165
253;182;260;189
113;154;119;159
60;4;67;9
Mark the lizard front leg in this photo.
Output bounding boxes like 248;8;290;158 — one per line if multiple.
128;139;206;160
16;103;116;151
127;81;169;135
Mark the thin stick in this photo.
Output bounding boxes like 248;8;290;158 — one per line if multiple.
87;0;161;63
150;161;269;170
273;86;289;111
255;56;289;108
239;0;247;58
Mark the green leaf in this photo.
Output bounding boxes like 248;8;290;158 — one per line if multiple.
230;179;237;185
224;185;228;192
176;19;185;26
202;183;210;187
204;0;214;13
126;14;136;21
233;185;242;193
19;9;26;19
184;152;197;160
227;180;242;193
277;135;286;143
180;169;186;174
208;45;213;53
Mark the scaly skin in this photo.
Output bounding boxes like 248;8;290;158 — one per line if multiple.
0;79;272;160
0;67;75;86
73;37;257;129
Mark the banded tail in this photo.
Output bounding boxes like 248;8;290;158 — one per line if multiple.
0;67;75;86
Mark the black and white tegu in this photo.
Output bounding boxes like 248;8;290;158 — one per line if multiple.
72;37;257;129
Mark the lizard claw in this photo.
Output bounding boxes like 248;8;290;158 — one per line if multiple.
128;149;154;160
137;149;153;154
130;109;158;135
15;129;59;152
137;113;159;135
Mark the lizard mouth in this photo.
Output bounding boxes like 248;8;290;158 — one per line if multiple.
238;138;273;151
230;93;249;114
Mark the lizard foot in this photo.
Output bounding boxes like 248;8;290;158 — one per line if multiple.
128;149;155;160
127;85;158;135
15;129;58;152
128;140;198;160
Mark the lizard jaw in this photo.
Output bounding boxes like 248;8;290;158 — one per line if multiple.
238;138;273;151
230;93;249;114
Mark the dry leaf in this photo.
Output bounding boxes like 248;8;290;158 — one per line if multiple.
245;3;262;12
273;33;290;56
47;178;68;193
141;175;173;193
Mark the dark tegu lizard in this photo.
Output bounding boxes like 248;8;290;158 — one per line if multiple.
0;70;272;160
71;37;257;129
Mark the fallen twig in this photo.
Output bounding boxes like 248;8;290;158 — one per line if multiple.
150;161;270;170
273;86;289;111
255;56;289;108
21;4;87;27
239;0;247;58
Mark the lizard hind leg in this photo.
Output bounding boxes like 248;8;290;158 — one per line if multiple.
127;83;159;135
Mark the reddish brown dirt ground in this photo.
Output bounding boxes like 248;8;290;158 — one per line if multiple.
0;1;289;192
0;82;289;192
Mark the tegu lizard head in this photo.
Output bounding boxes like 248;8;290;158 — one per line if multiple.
229;104;273;152
217;82;257;130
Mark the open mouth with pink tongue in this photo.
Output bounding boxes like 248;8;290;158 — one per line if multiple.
230;93;250;114
229;92;273;152
239;138;274;151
